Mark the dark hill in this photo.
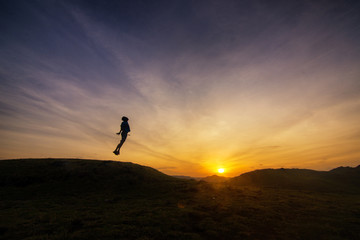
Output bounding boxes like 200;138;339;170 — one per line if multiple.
0;158;184;196
229;166;360;192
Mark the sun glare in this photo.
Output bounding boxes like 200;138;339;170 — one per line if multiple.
217;168;225;174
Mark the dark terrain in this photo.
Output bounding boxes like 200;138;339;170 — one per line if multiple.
1;159;359;240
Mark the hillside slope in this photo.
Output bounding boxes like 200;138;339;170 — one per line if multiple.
0;158;184;196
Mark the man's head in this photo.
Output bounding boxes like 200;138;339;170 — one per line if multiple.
122;116;129;122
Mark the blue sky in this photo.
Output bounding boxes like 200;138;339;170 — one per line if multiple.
1;0;360;176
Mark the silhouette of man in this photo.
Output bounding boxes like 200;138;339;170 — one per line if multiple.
113;116;131;155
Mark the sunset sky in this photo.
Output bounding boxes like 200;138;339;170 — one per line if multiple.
1;0;359;177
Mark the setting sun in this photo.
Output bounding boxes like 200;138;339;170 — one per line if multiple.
218;168;225;174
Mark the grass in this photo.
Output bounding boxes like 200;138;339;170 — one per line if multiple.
0;159;359;239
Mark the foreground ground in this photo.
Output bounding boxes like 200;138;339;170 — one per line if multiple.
1;159;359;240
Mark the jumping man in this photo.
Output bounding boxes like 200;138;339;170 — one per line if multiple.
113;116;131;155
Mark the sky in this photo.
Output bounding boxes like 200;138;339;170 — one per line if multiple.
1;0;360;177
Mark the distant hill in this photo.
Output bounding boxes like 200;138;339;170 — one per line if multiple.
172;175;200;180
229;165;360;192
201;175;228;183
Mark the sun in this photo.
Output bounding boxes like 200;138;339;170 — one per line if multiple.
217;168;225;174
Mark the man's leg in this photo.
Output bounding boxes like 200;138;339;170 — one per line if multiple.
118;134;127;149
114;134;127;154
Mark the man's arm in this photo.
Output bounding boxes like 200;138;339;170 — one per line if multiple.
116;125;122;135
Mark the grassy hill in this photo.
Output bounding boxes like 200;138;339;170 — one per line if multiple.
1;159;360;240
0;159;195;240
